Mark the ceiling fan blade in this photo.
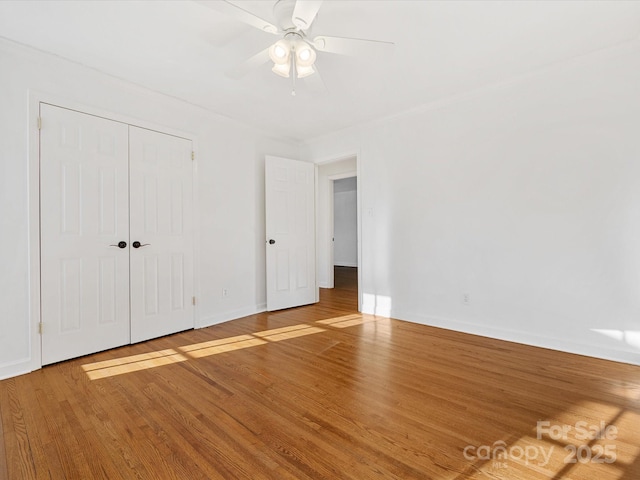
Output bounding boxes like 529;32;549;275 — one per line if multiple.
196;0;279;35
303;65;326;93
226;47;271;79
292;0;323;30
312;35;394;57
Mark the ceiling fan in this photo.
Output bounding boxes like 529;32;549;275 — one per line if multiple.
199;0;395;94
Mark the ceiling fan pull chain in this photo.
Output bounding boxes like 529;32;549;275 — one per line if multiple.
291;54;297;96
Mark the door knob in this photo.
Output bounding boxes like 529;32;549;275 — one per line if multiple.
132;241;150;249
268;239;276;245
110;241;127;249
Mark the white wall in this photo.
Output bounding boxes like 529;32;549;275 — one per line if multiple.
333;177;358;267
0;39;299;379
302;39;640;365
317;158;357;288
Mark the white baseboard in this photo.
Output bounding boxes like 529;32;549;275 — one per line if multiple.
198;304;267;329
0;357;35;381
0;305;268;380
390;309;640;367
334;262;358;268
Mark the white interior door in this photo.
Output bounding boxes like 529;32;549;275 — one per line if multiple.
129;126;194;343
265;156;317;311
40;104;130;365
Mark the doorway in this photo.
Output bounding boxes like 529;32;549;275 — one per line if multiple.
332;176;358;298
333;176;358;268
316;156;360;310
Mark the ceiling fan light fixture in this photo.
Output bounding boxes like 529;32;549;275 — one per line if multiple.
218;0;395;92
269;39;290;65
298;47;315;65
272;62;291;78
296;64;315;78
294;40;316;67
274;45;287;58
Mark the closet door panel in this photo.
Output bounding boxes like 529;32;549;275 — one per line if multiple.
40;104;130;365
129;126;194;343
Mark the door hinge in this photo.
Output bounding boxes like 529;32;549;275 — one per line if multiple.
191;151;195;161
37;117;42;130
38;322;43;335
192;296;196;306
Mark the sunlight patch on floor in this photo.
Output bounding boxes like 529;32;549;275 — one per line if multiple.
316;313;377;328
82;348;189;380
179;337;268;359
257;326;326;342
82;314;375;380
253;324;316;337
609;410;640;464
81;348;184;372
458;395;640;479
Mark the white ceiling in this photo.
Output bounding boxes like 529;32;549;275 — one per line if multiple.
1;0;639;142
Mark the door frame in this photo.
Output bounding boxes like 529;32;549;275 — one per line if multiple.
327;172;357;287
27;91;200;372
314;153;362;312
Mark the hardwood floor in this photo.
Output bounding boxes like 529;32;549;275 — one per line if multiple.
1;266;639;479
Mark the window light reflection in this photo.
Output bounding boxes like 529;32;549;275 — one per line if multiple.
82;314;378;380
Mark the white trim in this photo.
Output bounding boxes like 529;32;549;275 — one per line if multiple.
314;153;362;311
0;357;34;381
313;151;360;166
314;164;320;303
334;262;358;268
328;171;357;181
391;309;640;367
33;93;195;141
356;154;362;312
26;92;42;375
327;177;334;288
28;92;201;372
191;143;202;329
200;304;267;328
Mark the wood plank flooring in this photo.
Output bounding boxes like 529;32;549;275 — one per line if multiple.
1;266;639;479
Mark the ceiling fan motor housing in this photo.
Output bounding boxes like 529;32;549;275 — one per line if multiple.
274;0;311;33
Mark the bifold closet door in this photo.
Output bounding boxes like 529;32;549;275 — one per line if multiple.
40;104;131;365
129;126;195;343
